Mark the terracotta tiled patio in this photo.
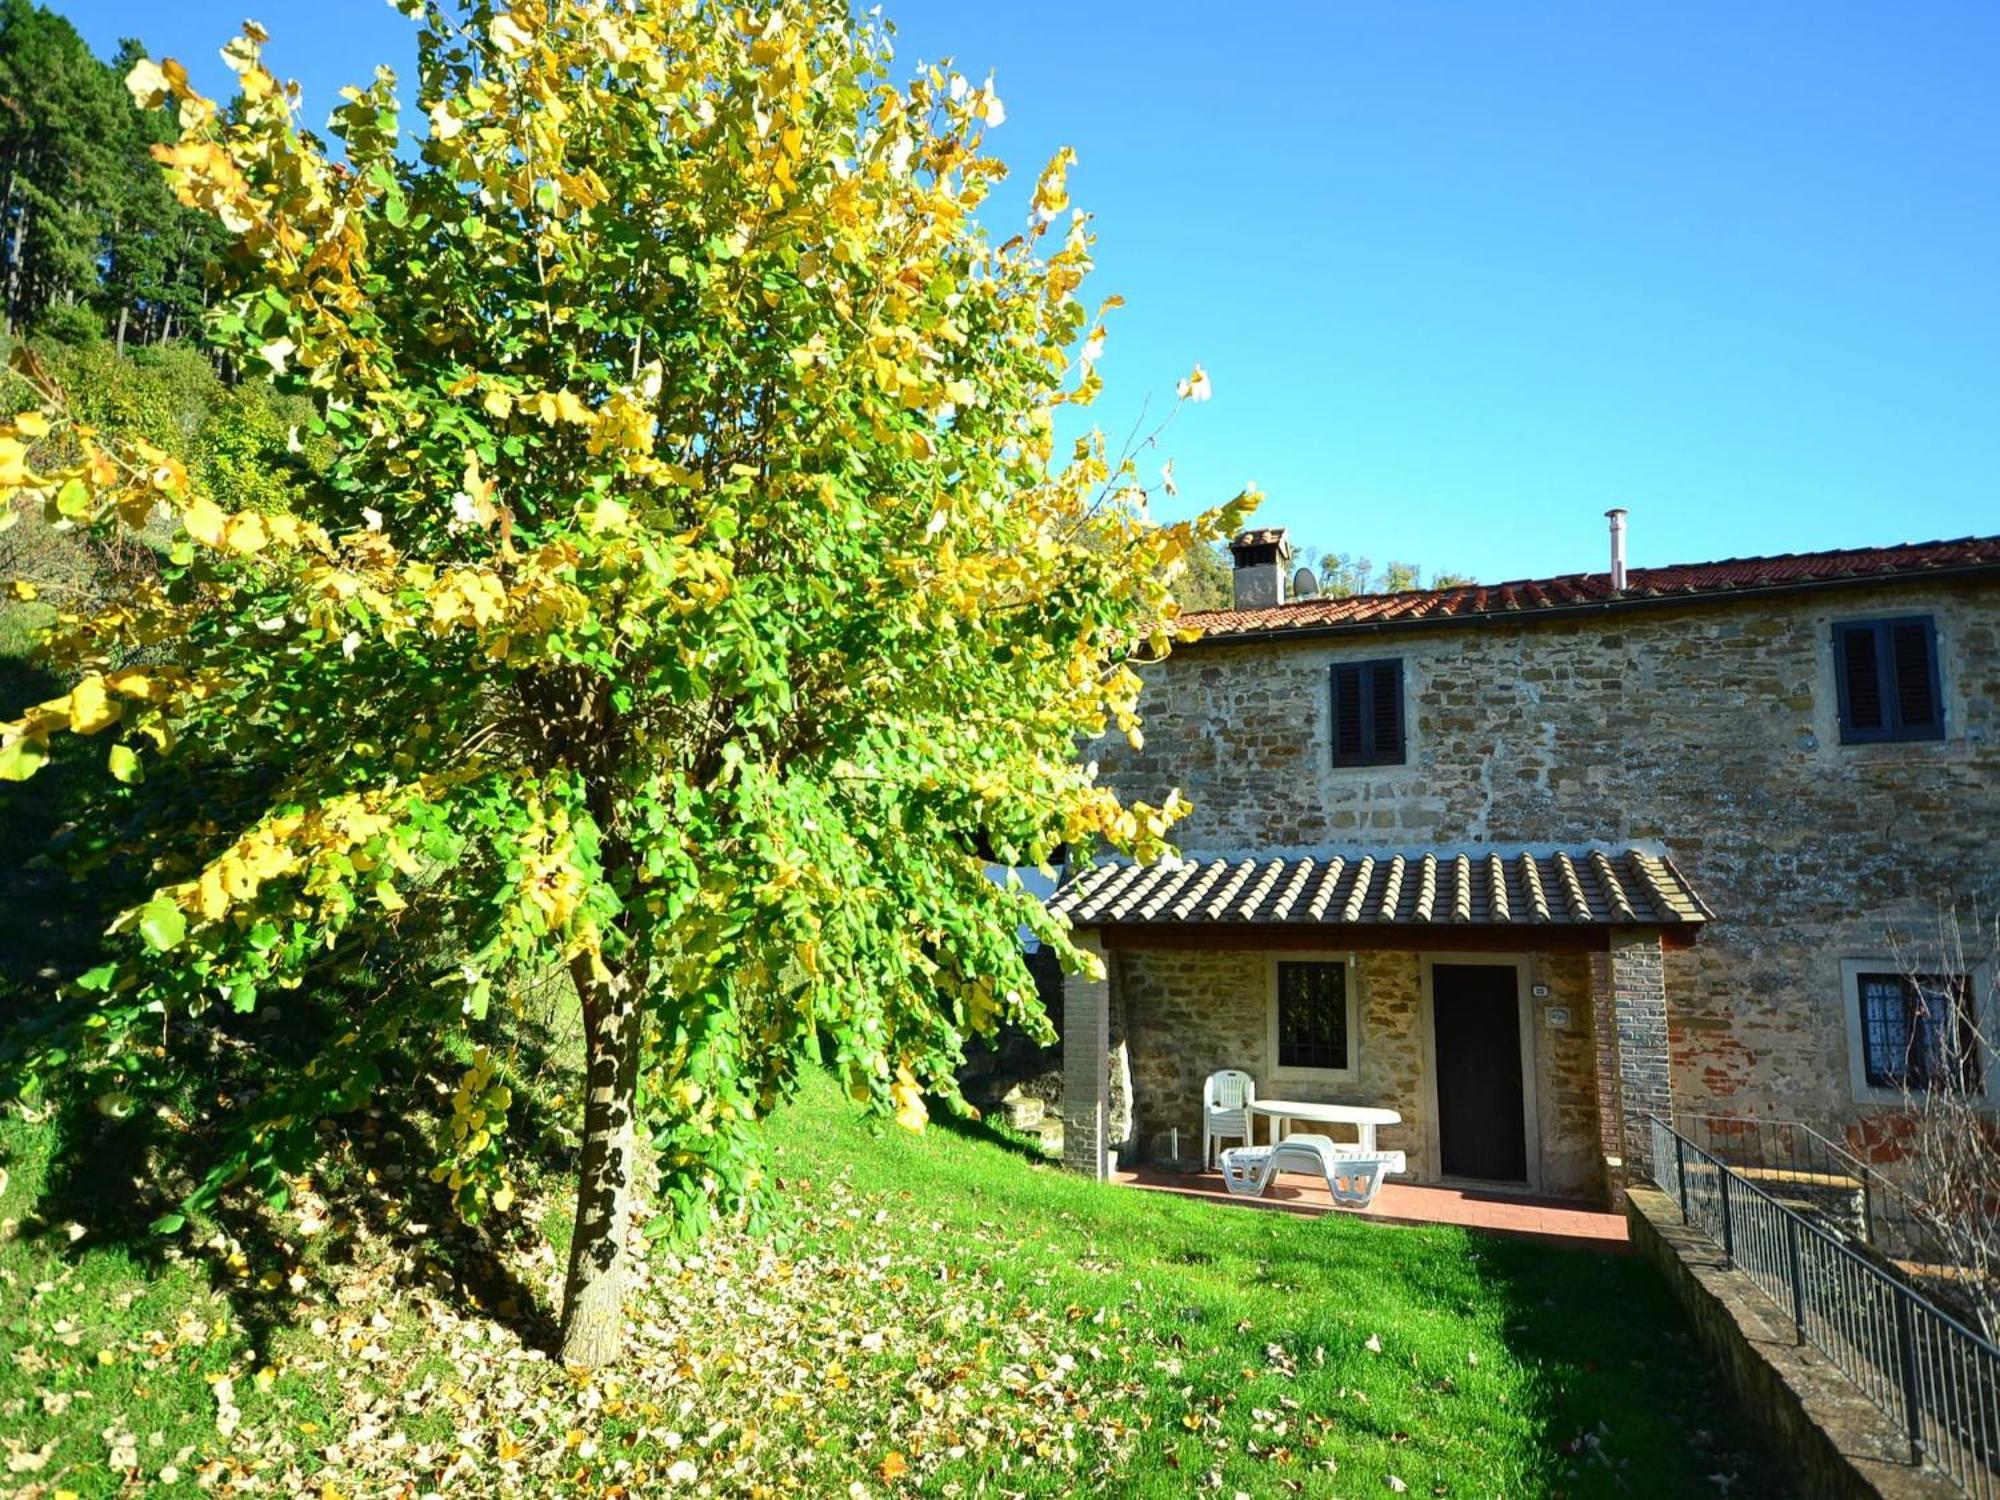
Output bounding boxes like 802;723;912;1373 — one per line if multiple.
1112;1163;1630;1253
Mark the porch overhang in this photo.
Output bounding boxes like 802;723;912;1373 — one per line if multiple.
1051;846;1704;1189
1048;846;1712;946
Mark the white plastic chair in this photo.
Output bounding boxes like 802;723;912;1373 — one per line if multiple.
1202;1069;1257;1169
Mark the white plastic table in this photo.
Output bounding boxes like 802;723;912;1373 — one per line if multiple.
1248;1100;1401;1152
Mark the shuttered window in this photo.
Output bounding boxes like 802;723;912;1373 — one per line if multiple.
1276;960;1349;1071
1833;617;1943;744
1330;659;1405;767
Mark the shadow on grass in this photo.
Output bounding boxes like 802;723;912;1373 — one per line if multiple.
1459;1231;1798;1497
930;1099;1057;1166
0;637;588;1361
8;959;582;1363
0;654;119;1002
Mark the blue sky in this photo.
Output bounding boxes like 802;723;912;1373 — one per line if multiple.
64;0;2000;582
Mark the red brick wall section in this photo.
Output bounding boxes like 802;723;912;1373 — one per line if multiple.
1590;948;1628;1180
1610;931;1672;1167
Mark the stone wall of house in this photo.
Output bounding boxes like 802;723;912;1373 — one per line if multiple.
1092;577;2000;1152
1539;949;1605;1197
1114;943;1605;1199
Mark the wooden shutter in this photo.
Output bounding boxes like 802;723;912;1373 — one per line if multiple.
1889;620;1941;733
1331;665;1365;762
1330;660;1405;767
1369;660;1404;762
1835;617;1942;744
1836;624;1886;738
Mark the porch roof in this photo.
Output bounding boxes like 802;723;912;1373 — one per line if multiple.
1049;847;1712;930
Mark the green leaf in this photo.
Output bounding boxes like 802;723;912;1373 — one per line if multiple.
137;899;187;952
107;743;142;783
0;736;47;782
149;1213;186;1234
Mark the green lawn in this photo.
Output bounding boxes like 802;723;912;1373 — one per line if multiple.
0;1065;1783;1498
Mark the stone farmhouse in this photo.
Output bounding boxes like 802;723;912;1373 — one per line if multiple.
1049;521;2000;1206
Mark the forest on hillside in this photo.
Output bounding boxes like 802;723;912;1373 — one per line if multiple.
0;0;225;349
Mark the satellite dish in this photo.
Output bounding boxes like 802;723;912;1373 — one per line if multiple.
1292;567;1321;601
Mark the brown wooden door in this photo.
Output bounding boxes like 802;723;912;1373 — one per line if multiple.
1432;963;1527;1182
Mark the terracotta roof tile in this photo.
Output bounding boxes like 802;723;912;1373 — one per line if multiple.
1050;847;1712;929
1192;535;2000;640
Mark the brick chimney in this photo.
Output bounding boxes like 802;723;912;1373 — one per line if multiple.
1228;527;1292;609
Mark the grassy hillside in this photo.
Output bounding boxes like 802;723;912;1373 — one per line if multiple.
0;1062;1784;1498
0;589;1778;1496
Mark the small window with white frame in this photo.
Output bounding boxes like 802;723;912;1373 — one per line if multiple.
1841;959;1984;1100
1270;956;1357;1080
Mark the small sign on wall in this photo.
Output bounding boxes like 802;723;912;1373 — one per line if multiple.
1543;1005;1572;1029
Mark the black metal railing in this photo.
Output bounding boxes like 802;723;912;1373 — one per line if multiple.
1652;1116;2000;1497
1678;1112;1948;1271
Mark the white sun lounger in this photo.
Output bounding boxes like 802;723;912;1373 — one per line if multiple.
1219;1132;1407;1210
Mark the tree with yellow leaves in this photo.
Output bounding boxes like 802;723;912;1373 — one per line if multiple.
0;0;1252;1365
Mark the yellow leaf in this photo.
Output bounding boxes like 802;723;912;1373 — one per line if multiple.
879;1450;909;1482
482;389;512;420
108;743;141;784
106;667;172;702
222;512;269;554
890;1066;927;1132
126;56;171;108
67;676;121;735
14;411;49;438
0;438;27;487
490;12;533;54
184;496;226;546
373;880;406;912
0;735;48;781
11;579;36;600
196;866;230;922
491;1185;514;1212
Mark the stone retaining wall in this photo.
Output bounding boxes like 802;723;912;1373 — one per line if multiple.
1626;1185;1956;1499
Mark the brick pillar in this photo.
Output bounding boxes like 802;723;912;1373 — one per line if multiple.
1588;946;1626;1186
1062;931;1110;1180
1592;929;1671;1175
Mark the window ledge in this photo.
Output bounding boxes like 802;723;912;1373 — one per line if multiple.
1268;1068;1360;1087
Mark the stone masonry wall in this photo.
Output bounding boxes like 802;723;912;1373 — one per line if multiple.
1537;949;1604;1198
1093;578;2000;1153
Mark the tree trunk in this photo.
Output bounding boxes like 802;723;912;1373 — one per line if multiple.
557;949;642;1366
6;196;30;330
